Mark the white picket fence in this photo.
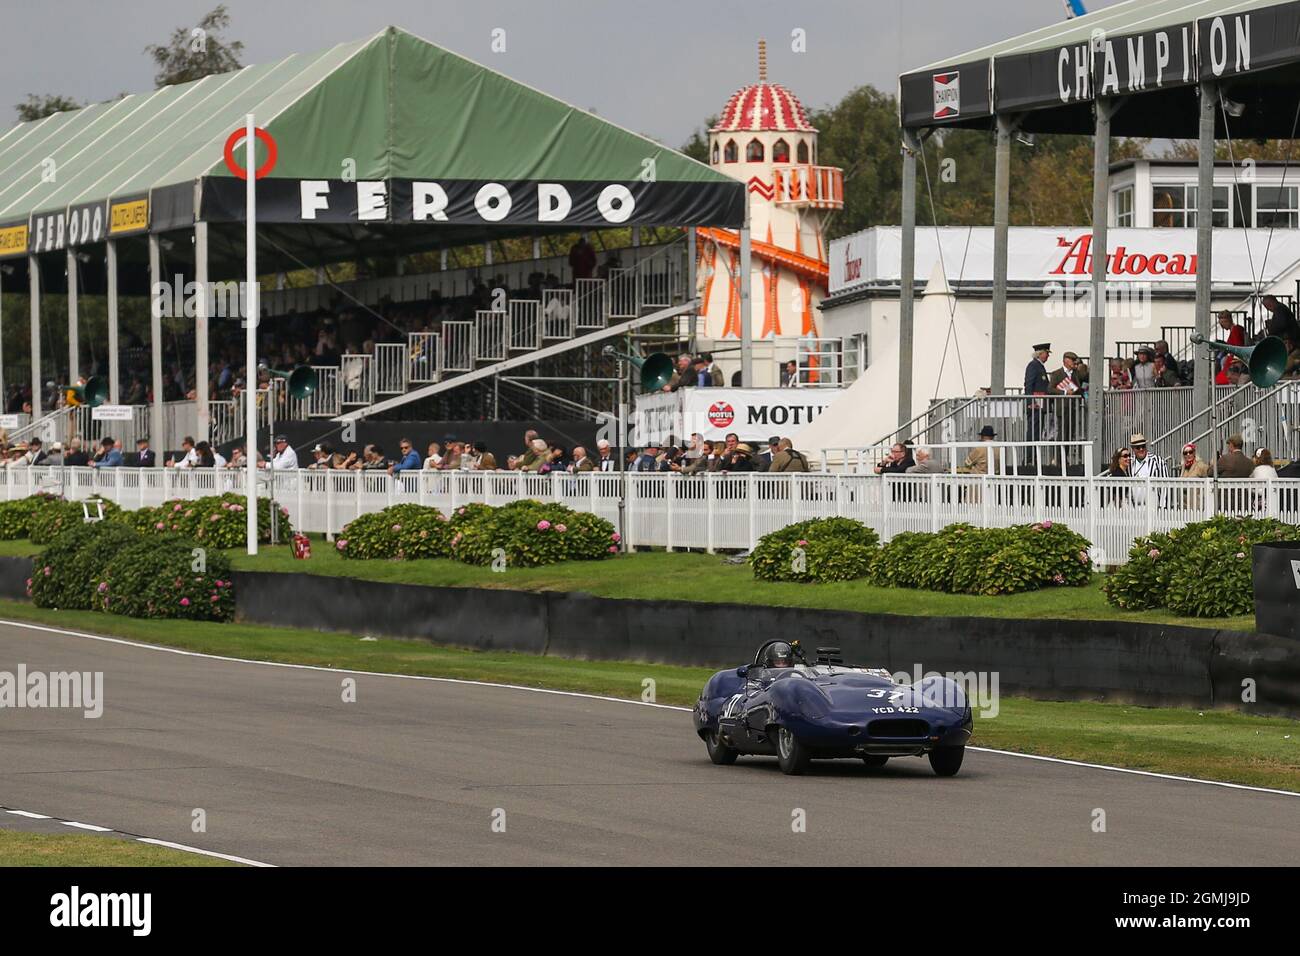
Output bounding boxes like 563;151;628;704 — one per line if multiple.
4;467;1298;566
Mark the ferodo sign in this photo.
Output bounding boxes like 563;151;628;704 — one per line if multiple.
199;176;744;228
636;388;842;445
29;201;108;253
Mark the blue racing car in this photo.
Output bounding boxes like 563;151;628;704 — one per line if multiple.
693;640;973;776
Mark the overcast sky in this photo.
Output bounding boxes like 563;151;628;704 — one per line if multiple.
2;0;1124;143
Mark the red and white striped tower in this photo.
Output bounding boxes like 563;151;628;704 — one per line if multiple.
695;39;843;384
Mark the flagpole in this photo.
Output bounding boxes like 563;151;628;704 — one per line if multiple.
245;114;258;556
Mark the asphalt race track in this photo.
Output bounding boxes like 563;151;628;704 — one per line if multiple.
1;621;1297;866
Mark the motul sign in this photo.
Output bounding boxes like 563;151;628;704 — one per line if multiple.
1050;234;1197;278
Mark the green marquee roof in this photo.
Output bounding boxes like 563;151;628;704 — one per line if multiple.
0;26;742;255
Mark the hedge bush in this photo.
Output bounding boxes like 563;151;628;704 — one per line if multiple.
29;498;120;544
454;499;618;568
122;493;290;546
336;504;453;560
751;517;880;583
92;534;235;622
0;493;62;540
1103;515;1298;617
869;521;1092;596
30;521;142;610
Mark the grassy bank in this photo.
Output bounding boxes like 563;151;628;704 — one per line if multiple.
0;534;1254;630
0;600;1293;791
0;830;239;867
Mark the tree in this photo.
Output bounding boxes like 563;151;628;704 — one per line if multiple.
679;117;718;164
15;94;81;122
145;4;244;88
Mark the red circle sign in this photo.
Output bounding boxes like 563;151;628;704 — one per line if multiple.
223;127;278;180
707;402;735;429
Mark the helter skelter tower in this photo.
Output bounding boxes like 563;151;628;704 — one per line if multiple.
695;39;843;385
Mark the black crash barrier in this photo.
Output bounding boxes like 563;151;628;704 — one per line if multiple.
228;570;1294;715
1253;540;1300;640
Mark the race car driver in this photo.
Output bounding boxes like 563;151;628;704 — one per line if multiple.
763;642;795;668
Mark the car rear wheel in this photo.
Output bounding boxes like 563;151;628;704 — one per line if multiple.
775;726;811;775
861;755;889;768
705;729;738;765
929;746;965;777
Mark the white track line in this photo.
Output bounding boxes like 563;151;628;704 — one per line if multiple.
2;616;1297;800
135;838;274;867
0;803;275;866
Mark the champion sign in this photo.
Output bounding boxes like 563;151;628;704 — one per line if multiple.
29;201;107;253
1050;234;1196;277
299;180;637;224
933;72;960;120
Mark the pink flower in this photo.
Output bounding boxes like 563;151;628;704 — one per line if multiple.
1052;573;1065;584
555;524;567;533
1148;548;1161;559
97;582;108;593
797;539;808;547
173;503;182;512
537;520;551;531
608;545;618;553
211;595;220;602
336;540;348;550
437;513;449;522
180;598;190;607
280;507;289;517
42;566;50;576
155;522;165;530
1042;519;1053;529
210;514;221;522
214;580;224;587
391;524;402;532
611;532;621;543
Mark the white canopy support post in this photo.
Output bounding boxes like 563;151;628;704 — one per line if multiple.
29;255;41;420
148;234;164;461
107;240;119;404
66;247;78;384
195;220;210;443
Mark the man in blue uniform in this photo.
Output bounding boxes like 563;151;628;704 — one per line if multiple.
1024;343;1051;445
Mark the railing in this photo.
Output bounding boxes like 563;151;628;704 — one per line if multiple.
339;354;374;406
475;310;507;361
372;343;408;394
541;289;575;340
6;466;1297;566
820;441;1094;476
507;300;542;351
407;332;440;384
772;165;844;209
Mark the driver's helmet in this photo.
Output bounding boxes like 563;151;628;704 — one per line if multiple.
764;642;795;668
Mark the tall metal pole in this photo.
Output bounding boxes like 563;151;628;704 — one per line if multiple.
990;115;1013;395
148;235;164;462
29;255;41;420
0;264;5;406
245;114;259;555
195;220;210;443
898;129;920;434
106;240;119;404
739;201;752;386
1194;82;1216;428
1088;99;1114;473
66;248;78;384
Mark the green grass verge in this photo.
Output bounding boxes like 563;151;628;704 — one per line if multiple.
223;540;1253;631
0;535;1255;630
0;830;239;866
0;599;1294;791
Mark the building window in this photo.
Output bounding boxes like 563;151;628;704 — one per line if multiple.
1115;186;1134;226
711;141;719;165
797;140;810;164
746;138;765;162
1155;184;1231;227
773;138;790;163
723;139;738;163
1256;185;1299;228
